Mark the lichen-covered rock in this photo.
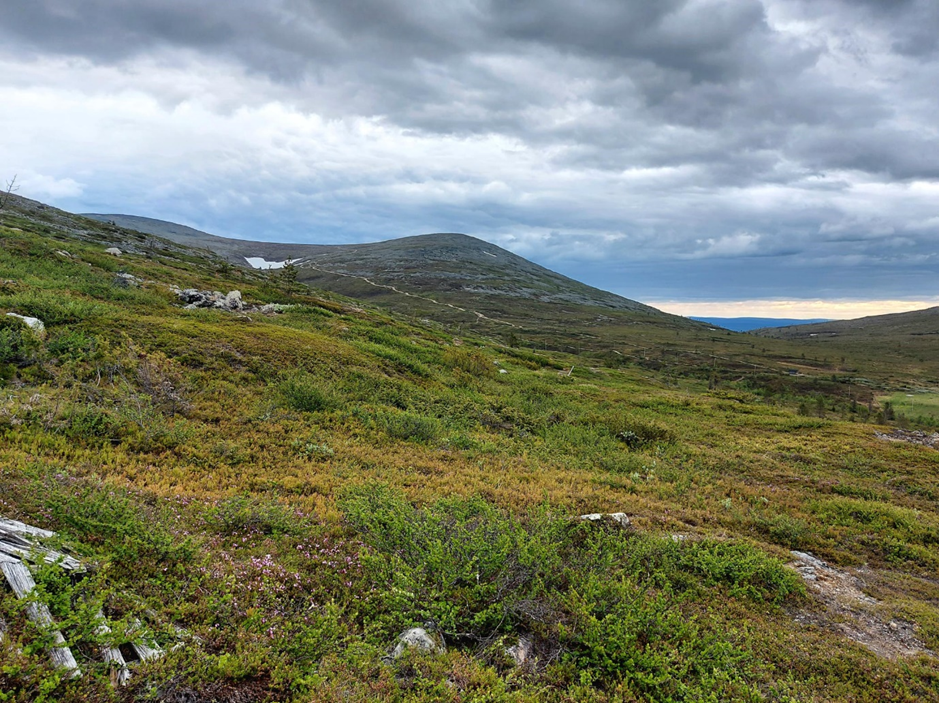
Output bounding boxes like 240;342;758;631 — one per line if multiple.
385;622;445;662
579;512;631;527
259;303;294;314
506;636;533;668
113;273;140;288
875;429;939;449
175;289;245;311
224;290;243;310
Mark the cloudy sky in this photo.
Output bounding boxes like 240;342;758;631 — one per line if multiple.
3;0;939;318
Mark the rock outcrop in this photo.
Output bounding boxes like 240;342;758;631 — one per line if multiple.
113;273;141;288
579;512;631;527
174;288;244;311
506;636;534;668
875;428;939;449
789;550;934;660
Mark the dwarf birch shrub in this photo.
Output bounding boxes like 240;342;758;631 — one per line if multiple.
0;315;40;365
0;290;106;325
341;486;568;638
375;410;441;443
277;370;336;413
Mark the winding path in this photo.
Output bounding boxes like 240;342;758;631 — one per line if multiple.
301;261;519;328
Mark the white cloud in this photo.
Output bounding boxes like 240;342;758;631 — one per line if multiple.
16;171;84;199
691;232;761;258
1;1;938;305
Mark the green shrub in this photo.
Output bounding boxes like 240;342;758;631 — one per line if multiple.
46;330;99;362
0;315;40;364
116;394;192;451
443;348;496;377
341;486;567;637
674;540;804;604
277;371;336;413
356;341;431;377
206;495;299;536
751;513;812;549
562;572;757;699
38;475;194;569
0;290;105;325
376;411;441;443
341;488;801;697
61;404;122;443
578;530;804;606
592;414;676;449
813;497;918;532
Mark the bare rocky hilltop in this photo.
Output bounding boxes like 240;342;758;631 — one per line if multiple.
83;214;661;313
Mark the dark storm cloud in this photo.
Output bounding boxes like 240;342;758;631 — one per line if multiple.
3;0;939;307
0;0;913;176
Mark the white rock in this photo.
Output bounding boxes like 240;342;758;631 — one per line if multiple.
5;313;45;337
224;290;243;310
259;303;294;314
387;625;446;661
580;512;631;527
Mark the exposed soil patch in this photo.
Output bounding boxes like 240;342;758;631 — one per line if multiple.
788;551;934;660
875;428;939;449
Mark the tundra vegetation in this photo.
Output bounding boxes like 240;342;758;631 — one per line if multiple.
0;197;938;702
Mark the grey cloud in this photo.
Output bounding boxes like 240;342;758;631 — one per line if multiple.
3;0;939;304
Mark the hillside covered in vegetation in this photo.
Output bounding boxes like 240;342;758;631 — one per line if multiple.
1;194;938;702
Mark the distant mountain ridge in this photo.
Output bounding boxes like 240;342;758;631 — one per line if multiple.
753;307;939;338
691;317;831;332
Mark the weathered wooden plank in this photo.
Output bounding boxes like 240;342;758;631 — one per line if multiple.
0;538;31;555
95;610;131;685
129;619;164;662
131;640;163;661
0;516;85;572
0;538;84;572
0;561;81;676
0;517;56;539
0;532;33;550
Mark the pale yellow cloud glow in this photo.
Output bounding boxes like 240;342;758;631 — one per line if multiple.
650;299;939;320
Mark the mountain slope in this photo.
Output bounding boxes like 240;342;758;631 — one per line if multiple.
754;307;939;382
754;307;939;339
83;213;675;337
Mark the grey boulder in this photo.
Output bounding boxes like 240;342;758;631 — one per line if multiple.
385;622;446;662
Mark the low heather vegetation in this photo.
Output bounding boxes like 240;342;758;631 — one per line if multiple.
0;201;937;701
